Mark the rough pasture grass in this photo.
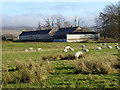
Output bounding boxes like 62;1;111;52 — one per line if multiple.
2;42;120;88
2;60;53;84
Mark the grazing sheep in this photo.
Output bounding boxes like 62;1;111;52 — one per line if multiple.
24;49;28;52
102;43;106;45
29;47;33;50
81;45;85;48
36;48;41;51
64;46;74;52
82;49;89;52
116;46;120;49
74;51;83;58
96;47;102;50
107;45;112;48
98;44;102;46
69;48;74;51
63;49;67;52
65;46;71;49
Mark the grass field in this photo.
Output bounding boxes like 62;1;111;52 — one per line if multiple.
2;41;120;88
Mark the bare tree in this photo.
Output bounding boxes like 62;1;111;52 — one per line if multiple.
73;16;77;27
77;17;84;27
64;21;71;27
55;15;65;28
36;21;42;30
51;16;55;28
44;17;51;29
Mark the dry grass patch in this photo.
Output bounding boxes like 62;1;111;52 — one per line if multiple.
2;60;54;84
42;54;84;61
74;54;119;74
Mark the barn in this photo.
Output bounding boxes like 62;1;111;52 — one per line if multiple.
19;29;53;41
19;26;99;42
67;32;100;42
53;27;99;42
53;27;81;42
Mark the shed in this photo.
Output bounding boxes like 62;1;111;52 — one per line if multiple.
53;27;81;42
67;32;100;42
19;29;53;41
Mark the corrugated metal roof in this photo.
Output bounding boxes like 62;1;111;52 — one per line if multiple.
19;29;52;36
67;32;98;34
55;27;79;35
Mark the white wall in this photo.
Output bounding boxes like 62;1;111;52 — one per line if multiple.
67;34;98;39
66;34;99;42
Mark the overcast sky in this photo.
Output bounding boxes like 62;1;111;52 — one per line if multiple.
1;1;118;27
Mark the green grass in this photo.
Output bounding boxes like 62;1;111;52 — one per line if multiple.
2;41;120;88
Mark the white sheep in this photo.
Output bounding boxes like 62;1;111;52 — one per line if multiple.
63;48;67;52
96;47;102;50
116;46;120;49
98;44;102;46
29;47;33;50
36;48;41;51
81;45;85;48
24;49;28;52
69;48;74;51
82;49;89;52
107;45;112;48
65;46;71;49
74;51;83;58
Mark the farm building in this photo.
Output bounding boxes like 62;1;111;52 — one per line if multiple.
53;27;99;42
67;32;100;42
19;29;53;41
19;26;99;42
53;27;81;42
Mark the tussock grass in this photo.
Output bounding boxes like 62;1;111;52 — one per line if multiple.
42;54;84;61
2;60;53;84
74;54;119;74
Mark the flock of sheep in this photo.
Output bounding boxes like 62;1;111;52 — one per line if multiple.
24;43;119;59
63;43;119;58
24;47;42;52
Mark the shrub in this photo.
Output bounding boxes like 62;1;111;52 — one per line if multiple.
60;54;75;60
74;55;119;74
42;54;84;61
42;55;54;61
2;60;53;84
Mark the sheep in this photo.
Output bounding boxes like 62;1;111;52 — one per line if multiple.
81;45;85;48
116;46;120;49
96;47;102;50
63;48;67;52
82;49;89;52
98;44;102;46
36;48;41;51
69;48;74;51
74;51;83;58
107;45;112;48
64;46;74;52
65;46;71;49
24;49;28;52
29;47;33;50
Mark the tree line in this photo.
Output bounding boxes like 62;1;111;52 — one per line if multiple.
96;1;120;39
36;15;84;30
